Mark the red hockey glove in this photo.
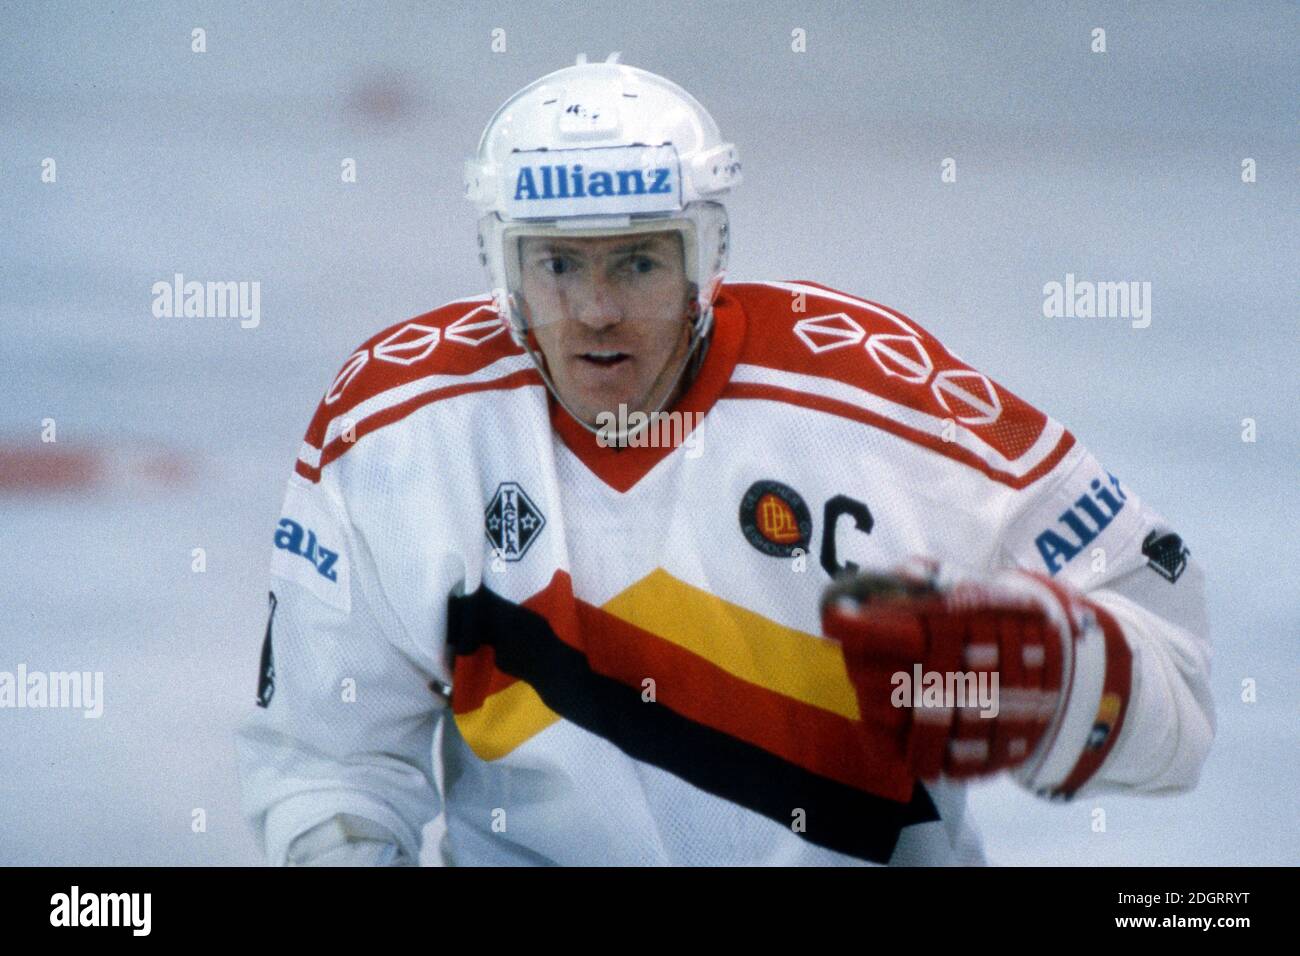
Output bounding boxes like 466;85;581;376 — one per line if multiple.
821;558;1117;783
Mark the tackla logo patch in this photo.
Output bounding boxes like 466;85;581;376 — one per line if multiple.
485;482;546;561
1142;530;1189;583
739;480;813;557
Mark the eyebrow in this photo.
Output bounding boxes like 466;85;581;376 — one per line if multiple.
526;237;674;256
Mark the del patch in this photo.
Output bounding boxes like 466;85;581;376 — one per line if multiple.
270;481;352;612
739;480;813;558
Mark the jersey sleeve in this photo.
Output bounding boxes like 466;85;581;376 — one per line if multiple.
234;471;452;865
995;439;1214;801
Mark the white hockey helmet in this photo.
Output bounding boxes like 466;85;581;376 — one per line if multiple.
464;53;741;355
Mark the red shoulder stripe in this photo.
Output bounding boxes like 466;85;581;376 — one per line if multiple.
721;381;1075;489
294;367;542;483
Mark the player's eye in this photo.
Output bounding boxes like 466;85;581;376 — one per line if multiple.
623;254;659;274
538;256;574;276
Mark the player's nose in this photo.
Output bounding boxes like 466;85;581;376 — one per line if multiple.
570;269;623;331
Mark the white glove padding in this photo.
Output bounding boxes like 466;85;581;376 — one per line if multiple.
286;813;412;866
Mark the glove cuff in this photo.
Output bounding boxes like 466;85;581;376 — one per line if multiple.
1013;592;1134;800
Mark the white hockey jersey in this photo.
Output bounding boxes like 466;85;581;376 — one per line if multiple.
235;280;1214;866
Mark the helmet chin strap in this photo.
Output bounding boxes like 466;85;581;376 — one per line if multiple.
514;295;712;445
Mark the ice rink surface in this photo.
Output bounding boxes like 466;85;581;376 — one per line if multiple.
1;2;1296;865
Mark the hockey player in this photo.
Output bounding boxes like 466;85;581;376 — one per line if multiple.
235;54;1213;866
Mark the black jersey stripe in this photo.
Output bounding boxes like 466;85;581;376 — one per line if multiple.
448;583;940;864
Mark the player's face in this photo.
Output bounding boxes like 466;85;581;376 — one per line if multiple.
517;231;694;425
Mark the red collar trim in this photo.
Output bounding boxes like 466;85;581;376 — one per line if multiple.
548;289;748;493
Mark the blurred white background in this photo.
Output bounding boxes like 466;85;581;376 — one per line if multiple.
1;1;1295;864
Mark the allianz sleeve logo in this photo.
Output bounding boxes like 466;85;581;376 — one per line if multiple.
1034;473;1128;575
274;518;340;582
270;485;351;613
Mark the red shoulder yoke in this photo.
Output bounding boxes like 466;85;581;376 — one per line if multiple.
721;281;1074;488
294;296;540;482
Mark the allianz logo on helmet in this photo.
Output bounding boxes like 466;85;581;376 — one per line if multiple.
503;144;682;218
513;163;673;201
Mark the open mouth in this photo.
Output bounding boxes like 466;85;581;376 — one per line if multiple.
579;351;630;368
